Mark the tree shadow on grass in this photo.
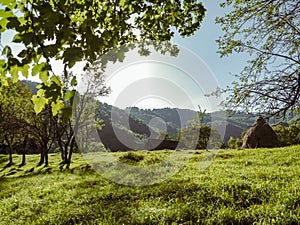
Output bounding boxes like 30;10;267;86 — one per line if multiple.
0;162;14;172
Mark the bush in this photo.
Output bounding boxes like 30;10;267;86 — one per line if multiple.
227;137;243;149
119;152;144;165
273;124;300;147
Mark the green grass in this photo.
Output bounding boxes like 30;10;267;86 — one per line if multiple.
0;146;300;224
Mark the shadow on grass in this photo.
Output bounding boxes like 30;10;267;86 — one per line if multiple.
0;162;14;172
0;154;8;164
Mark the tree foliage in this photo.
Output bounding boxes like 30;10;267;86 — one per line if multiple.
0;80;33;164
273;124;300;147
180;125;223;150
216;0;300;117
227;136;242;149
0;0;206;115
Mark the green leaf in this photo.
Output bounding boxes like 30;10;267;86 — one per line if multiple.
33;54;41;64
70;76;77;86
39;70;48;83
32;63;44;76
31;95;48;114
50;75;61;85
6;16;20;29
65;90;75;101
2;46;12;56
10;65;19;83
0;0;16;6
51;100;64;116
32;62;48;82
0;76;8;86
12;33;23;43
63;47;83;68
119;0;126;7
20;64;29;78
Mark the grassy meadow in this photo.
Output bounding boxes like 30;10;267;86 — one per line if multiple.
0;146;300;224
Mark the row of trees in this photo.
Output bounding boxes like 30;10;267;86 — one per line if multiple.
0;80;75;167
0;68;108;167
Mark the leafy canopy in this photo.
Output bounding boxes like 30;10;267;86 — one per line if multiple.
0;0;206;115
216;0;300;117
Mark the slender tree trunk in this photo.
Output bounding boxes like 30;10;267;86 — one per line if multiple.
8;147;13;165
64;144;68;164
61;147;64;161
58;138;65;162
63;136;73;164
21;153;26;166
66;137;75;169
20;136;28;166
5;135;13;165
38;148;45;166
44;151;48;167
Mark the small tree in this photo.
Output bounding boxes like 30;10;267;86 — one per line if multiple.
188;105;207;127
157;131;173;141
180;125;223;150
30;104;57;167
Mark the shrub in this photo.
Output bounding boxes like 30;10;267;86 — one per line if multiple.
273;124;300;147
119;152;144;165
227;137;243;149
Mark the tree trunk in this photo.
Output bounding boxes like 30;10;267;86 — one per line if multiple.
58;137;65;162
44;151;48;167
38;148;45;166
66;137;75;169
21;153;26;166
64;144;69;164
20;136;28;166
5;135;13;165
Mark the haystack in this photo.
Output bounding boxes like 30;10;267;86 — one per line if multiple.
242;116;278;148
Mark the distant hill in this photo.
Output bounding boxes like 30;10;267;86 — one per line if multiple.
96;104;258;148
20;80;39;94
21;80;299;148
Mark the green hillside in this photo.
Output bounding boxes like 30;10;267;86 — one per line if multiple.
19;80;299;148
1;146;300;224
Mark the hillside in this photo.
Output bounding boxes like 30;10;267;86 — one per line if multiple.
20;80;299;148
1;146;300;224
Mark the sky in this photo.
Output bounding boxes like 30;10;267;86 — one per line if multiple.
1;1;250;112
97;1;250;111
173;0;249;87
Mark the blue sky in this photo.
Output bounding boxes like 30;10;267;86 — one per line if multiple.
173;0;249;89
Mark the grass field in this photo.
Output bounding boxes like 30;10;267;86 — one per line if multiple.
0;146;300;224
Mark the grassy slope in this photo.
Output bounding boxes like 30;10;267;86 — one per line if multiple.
0;146;300;225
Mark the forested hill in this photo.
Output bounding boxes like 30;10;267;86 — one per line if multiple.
125;107;256;142
22;80;298;146
20;80;39;94
95;104;299;146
